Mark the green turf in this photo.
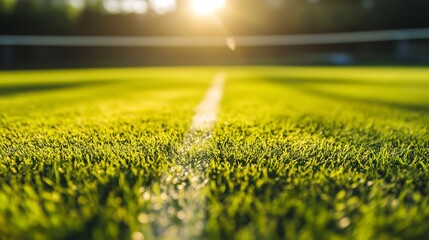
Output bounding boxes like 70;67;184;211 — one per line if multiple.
0;67;428;240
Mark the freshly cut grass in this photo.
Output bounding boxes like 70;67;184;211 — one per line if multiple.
0;67;428;240
207;67;429;240
0;68;215;239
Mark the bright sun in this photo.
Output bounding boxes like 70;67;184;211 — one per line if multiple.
190;0;226;15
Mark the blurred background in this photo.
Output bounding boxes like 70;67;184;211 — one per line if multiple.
1;0;429;69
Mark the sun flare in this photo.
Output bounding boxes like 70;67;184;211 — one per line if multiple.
191;0;226;15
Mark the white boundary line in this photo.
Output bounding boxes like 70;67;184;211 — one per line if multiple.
142;72;225;240
1;28;428;47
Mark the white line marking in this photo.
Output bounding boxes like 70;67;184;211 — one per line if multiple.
142;72;225;240
189;72;225;132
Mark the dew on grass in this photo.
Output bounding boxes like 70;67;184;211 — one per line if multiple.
338;217;351;229
177;210;186;220
132;232;144;240
138;213;149;224
142;192;151;201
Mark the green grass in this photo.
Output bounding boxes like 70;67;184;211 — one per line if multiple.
1;67;429;240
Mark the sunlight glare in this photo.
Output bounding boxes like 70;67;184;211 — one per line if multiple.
226;37;236;51
103;0;121;14
68;0;85;9
103;0;148;14
149;0;177;15
191;0;226;15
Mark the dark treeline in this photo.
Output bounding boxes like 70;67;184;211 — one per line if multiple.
1;0;429;36
2;0;429;68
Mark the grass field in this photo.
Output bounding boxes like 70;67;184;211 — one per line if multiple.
1;67;429;240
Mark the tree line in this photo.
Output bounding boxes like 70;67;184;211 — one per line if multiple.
1;0;428;36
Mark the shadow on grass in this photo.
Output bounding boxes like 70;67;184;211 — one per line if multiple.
0;80;117;97
265;77;429;113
